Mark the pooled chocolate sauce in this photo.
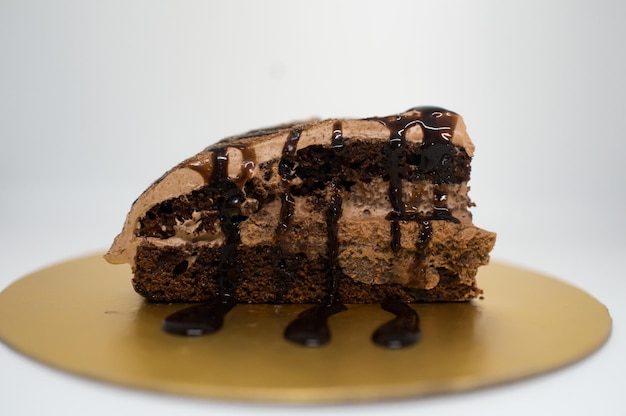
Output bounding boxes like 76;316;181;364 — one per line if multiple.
372;300;421;348
162;297;237;336
284;301;348;347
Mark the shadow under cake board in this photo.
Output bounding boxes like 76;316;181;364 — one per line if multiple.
0;254;612;403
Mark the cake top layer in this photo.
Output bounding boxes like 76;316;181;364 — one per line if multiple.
105;107;474;265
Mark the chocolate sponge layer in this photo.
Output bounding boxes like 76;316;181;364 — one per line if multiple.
133;242;482;303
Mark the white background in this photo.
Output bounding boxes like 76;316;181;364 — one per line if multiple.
1;1;625;415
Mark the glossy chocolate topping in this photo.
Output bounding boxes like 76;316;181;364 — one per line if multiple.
370;106;461;251
277;127;302;234
162;107;465;348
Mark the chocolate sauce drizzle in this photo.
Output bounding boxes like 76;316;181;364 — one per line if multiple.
283;126;348;347
206;147;246;299
163;146;247;335
384;117;406;252
276;127;302;233
325;184;343;299
283;185;347;347
371;106;460;251
331;120;344;150
162;108;463;348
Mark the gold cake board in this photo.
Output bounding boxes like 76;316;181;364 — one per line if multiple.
0;254;612;403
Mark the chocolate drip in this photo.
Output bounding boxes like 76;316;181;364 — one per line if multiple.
284;301;348;347
417;220;432;250
372;300;421;349
164;146;244;335
216;191;243;298
283;126;302;156
162;297;237;336
410;107;458;175
276;191;296;234
162;108;461;346
209;147;244;299
432;188;453;222
331;120;344;150
277;128;303;233
233;144;257;189
209;146;229;183
283;131;348;347
386;210;459;225
326;184;343;300
389;138;404;252
374;115;410;252
183;144;256;298
185;143;256;190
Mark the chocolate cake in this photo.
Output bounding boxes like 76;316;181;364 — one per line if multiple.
105;107;496;307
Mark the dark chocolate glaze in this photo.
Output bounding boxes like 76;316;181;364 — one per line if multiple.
331;120;344;150
417;220;432;250
163;146;245;332
283;132;348;346
162;108;458;348
371;107;460;251
372;300;421;348
186;142;256;191
386;119;405;252
326;184;343;299
209;147;245;299
276;127;303;233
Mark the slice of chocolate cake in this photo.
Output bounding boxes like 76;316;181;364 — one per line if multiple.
105;107;496;306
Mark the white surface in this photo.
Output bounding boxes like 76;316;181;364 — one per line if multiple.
1;1;625;415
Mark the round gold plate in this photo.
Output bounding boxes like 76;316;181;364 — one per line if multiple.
0;254;612;403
